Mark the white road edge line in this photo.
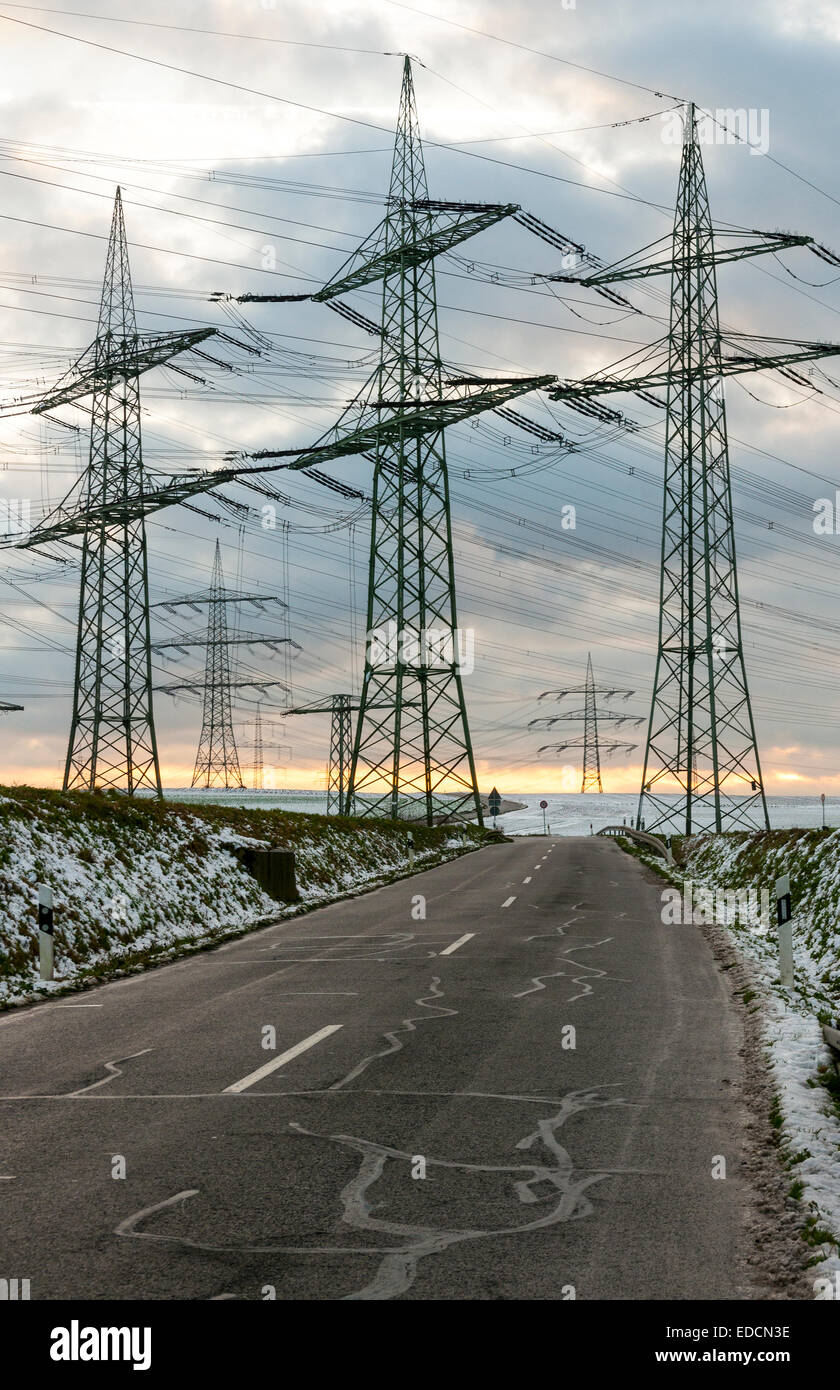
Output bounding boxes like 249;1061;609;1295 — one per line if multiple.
440;933;475;956
502;896;517;907
223;1024;343;1094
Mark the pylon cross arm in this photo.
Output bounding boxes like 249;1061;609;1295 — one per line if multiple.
247;373;556;462
314;203;519;303
29;328;217;415
548;340;840;401
553;230;813;287
231;204;519;309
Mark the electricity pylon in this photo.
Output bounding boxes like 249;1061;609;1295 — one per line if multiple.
282;695;354;815
283;694;426;814
326;695;352;815
238;705;291;788
31;188;218;795
226;61;564;825
191;541;241;789
639;107;766;833
530;654;640;792
153;540;295;789
343;62;480;823
550;104;840;833
581;656;602;792
252;702;264;790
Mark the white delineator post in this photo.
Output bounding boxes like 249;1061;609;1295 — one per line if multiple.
775;873;793;988
38;884;54;981
407;831;415;867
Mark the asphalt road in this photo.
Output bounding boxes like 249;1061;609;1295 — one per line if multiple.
0;836;765;1300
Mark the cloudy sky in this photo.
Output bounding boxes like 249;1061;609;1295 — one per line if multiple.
1;0;839;796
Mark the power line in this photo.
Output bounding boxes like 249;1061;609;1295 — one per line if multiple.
381;0;684;101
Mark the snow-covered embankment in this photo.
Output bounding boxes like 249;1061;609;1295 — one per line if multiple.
0;787;479;1007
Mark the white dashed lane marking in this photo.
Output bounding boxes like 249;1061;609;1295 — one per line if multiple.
523;877;532;884
440;933;475;956
223;1025;343;1094
502;896;517;908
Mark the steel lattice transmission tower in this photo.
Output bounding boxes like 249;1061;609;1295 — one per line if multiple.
581;656;602;792
153;540;295;789
283;694;359;816
549;104;840;833
530;654;639;792
64;191;159;794
252;701;264;791
345;58;482;825
192;541;242;789
239;705;291;789
640;108;767;834
38;188;218;795
327;694;353;816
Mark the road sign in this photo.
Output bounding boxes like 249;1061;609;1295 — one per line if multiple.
488;787;502;817
539;799;548;809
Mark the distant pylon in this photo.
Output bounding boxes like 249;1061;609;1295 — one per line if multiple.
282;694;357;815
529;653;640;792
346;58;482;825
582;655;602;793
638;106;769;834
327;694;353;815
252;701;264;790
152;547;293;789
192;542;243;788
63;190;161;795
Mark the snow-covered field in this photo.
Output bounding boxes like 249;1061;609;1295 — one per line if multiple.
157;789;838;837
493;792;840;837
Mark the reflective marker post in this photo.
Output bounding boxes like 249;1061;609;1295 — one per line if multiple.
38;884;54;982
407;831;415;868
775;873;793;988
